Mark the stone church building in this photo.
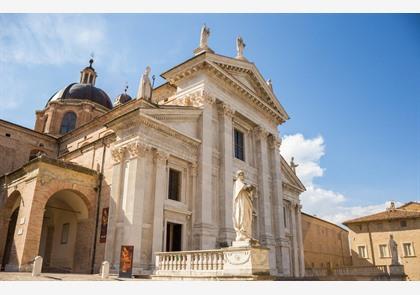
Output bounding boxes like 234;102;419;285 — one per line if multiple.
0;30;306;277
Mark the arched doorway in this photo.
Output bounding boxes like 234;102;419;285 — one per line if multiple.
0;191;22;271
38;189;92;273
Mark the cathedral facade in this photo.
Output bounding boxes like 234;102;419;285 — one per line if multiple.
0;29;305;277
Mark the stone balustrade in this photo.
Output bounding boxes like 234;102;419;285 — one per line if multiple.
305;264;405;280
333;265;388;276
155;249;225;276
154;246;270;279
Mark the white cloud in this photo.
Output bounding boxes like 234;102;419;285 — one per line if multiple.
0;14;107;65
281;133;398;225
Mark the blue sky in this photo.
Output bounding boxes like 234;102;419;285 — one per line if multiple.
0;14;419;222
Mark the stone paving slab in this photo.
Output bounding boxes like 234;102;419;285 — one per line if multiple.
0;272;148;281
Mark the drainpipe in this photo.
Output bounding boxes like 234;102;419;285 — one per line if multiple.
367;222;376;265
90;140;107;274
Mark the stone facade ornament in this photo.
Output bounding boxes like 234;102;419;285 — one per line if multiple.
127;141;150;158
154;149;170;163
137;66;152;100
269;134;281;150
253;126;269;140
232;170;257;245
218;102;235;118
236;36;246;60
111;147;125;163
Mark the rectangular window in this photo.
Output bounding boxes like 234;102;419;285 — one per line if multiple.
61;223;70;244
168;168;181;201
400;220;407;228
379;244;389;258
234;128;245;161
166;222;182;251
403;243;414;257
358;245;367;258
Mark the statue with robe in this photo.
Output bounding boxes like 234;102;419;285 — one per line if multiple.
389;234;400;265
236;36;246;59
199;24;210;49
137;66;152;100
232;170;256;243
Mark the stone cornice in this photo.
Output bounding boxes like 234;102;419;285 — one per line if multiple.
160;53;288;124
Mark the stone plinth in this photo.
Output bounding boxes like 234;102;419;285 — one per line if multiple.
223;246;270;276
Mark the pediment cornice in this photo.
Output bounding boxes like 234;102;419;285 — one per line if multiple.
160;53;289;125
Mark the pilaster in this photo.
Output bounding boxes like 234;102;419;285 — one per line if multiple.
217;102;236;246
123;141;149;274
151;149;169;267
194;92;217;249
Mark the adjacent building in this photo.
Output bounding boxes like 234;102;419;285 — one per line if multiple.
0;29;306;277
343;202;420;280
302;212;351;270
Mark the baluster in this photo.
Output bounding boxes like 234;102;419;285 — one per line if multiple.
199;253;203;270
193;254;198;270
218;252;223;270
175;255;179;270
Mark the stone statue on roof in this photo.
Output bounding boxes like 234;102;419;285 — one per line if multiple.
236;36;246;60
199;24;211;49
137;66;152;100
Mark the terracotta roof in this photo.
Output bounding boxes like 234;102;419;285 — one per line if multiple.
343;203;420;225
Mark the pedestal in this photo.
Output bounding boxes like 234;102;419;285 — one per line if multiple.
223;245;270;276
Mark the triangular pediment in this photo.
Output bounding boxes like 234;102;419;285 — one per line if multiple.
160;52;289;124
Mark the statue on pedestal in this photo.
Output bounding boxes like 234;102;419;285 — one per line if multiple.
137;66;152;100
389;234;400;265
232;170;257;245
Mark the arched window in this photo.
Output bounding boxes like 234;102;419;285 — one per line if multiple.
60;112;77;134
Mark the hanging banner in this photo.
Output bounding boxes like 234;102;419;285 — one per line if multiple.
119;245;134;278
99;207;109;243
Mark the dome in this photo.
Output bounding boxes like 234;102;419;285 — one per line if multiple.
47;83;113;109
114;92;132;106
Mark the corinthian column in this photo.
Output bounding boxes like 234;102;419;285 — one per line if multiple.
217;102;235;245
122;141;150;274
151;149;169;267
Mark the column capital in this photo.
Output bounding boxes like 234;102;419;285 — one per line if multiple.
217;102;235;118
201;90;216;105
189;162;198;176
253;126;269;139
127;141;150;158
268;134;282;150
111;147;125;163
154;149;170;163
